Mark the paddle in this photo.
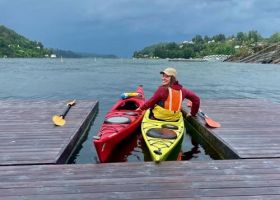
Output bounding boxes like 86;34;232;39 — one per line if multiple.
187;100;221;128
52;100;76;126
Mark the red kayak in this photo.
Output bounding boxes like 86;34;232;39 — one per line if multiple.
93;85;145;163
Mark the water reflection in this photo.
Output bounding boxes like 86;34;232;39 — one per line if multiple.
181;138;201;160
110;129;144;162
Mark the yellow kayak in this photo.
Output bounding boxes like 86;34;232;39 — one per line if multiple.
141;109;185;162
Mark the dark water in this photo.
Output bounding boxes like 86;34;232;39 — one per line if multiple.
1;58;279;163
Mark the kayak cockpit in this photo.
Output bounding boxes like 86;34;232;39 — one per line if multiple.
146;128;177;139
117;100;139;110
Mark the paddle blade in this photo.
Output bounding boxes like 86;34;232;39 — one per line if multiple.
52;115;66;126
188;100;221;128
205;117;221;128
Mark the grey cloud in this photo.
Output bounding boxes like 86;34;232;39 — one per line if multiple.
0;0;279;56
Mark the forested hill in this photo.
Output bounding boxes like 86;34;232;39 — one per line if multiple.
133;31;280;61
50;49;118;58
0;25;51;58
0;25;118;58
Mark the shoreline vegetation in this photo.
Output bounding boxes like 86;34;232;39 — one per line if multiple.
1;24;279;64
0;25;117;59
133;31;280;64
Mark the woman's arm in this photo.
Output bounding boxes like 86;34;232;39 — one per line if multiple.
182;88;200;116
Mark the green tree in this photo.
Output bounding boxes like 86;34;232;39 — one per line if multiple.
166;42;178;50
248;30;262;43
213;34;226;42
204;35;210;42
192;35;203;44
268;32;280;43
236;32;247;43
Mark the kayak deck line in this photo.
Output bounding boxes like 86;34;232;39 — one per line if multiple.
183;99;280;159
0;100;98;166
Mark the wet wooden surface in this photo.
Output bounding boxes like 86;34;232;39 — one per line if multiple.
1;159;280;199
184;99;280;159
2;98;280;199
0;100;98;166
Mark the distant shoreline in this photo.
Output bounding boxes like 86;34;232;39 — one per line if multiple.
168;58;207;62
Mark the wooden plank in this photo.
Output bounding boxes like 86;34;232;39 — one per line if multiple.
0;100;98;166
183;99;280;159
1;159;280;199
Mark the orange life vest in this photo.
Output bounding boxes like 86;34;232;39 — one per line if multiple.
164;88;182;112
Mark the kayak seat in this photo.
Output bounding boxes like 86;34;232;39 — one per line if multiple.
105;116;131;124
147;128;177;139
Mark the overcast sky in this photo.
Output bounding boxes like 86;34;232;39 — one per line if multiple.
1;0;280;57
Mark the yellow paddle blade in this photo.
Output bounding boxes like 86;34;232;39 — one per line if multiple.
52;115;66;126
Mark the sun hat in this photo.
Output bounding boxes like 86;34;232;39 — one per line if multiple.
160;67;177;77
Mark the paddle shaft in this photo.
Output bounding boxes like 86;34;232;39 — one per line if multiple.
187;100;221;128
60;104;72;119
60;100;76;118
198;109;208;119
199;108;221;128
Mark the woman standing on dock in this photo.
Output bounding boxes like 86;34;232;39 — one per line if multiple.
136;67;200;121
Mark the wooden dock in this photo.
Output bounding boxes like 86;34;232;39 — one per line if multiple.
2;159;280;199
1;99;280;199
184;99;280;159
0;100;98;166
